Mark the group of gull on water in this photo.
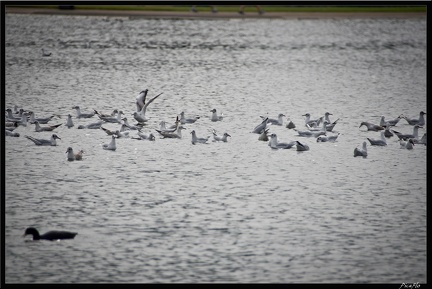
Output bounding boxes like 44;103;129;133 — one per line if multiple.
5;90;427;241
5;89;427;162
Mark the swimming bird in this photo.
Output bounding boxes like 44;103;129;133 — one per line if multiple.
324;118;339;132
100;126;116;135
102;135;117;150
258;128;269;141
295;140;310;151
383;126;394;138
354;141;368;157
268;133;296;149
252;117;270;134
5;108;22;122
180;111;200;124
403;111;426;126
400;138;415;150
158;120;177;133
114;130;129;138
380;115;402;127
417;133;427;145
306;122;328;132
72;106;95;119
122;117;141;130
23;227;77;241
294;128;326;138
367;131;387;146
392;125;422;141
41;48;52;57
155;119;185;139
28;111;55;124
74;149;84;160
260;113;285;126
77;120;103;129
94;109;118;118
359;121;385;131
399;138;408;148
5;122;18;131
191;130;210;144
134;129;155;141
97;110;123;123
66;147;84;161
302;113;322;127
133;92;163;123
33;121;62;132
323;112;333;124
210;108;223;122
25;134;61;146
212;130;231;142
317;133;340;142
286;118;296;129
65;114;74;128
5;130;20;137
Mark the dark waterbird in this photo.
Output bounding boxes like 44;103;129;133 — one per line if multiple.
23;227;77;241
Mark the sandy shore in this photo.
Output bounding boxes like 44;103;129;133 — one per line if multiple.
4;7;426;19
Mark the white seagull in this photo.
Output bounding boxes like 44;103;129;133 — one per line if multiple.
77;120;104;129
97;110;123;123
190;130;210;144
359;121;385;132
380;115;402;127
133;92;163;123
65;114;74;128
354;141;368;157
268;133;296;149
316;133;340;142
210;108;223;122
212;130;231;142
66;147;84;161
367;131;387;146
403;111;426;126
28;111;55;124
400;138;415;150
252;117;270;134
25;134;61;146
260;113;285;126
72;106;95;119
135;89;149;112
258;128;270;141
102;135;117;151
133;129;156;141
34;121;62;132
180;111;200;124
392;125;422;141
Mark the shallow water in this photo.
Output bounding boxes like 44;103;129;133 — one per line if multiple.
4;14;426;283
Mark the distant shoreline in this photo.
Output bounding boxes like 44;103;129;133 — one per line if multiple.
4;7;427;19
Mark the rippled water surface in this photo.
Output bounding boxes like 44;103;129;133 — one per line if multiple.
4;13;427;283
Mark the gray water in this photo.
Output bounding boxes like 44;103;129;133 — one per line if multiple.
4;13;427;283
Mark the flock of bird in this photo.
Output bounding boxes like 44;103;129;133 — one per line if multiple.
353;111;427;157
5;87;427;240
4;88;237;162
5;88;427;163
